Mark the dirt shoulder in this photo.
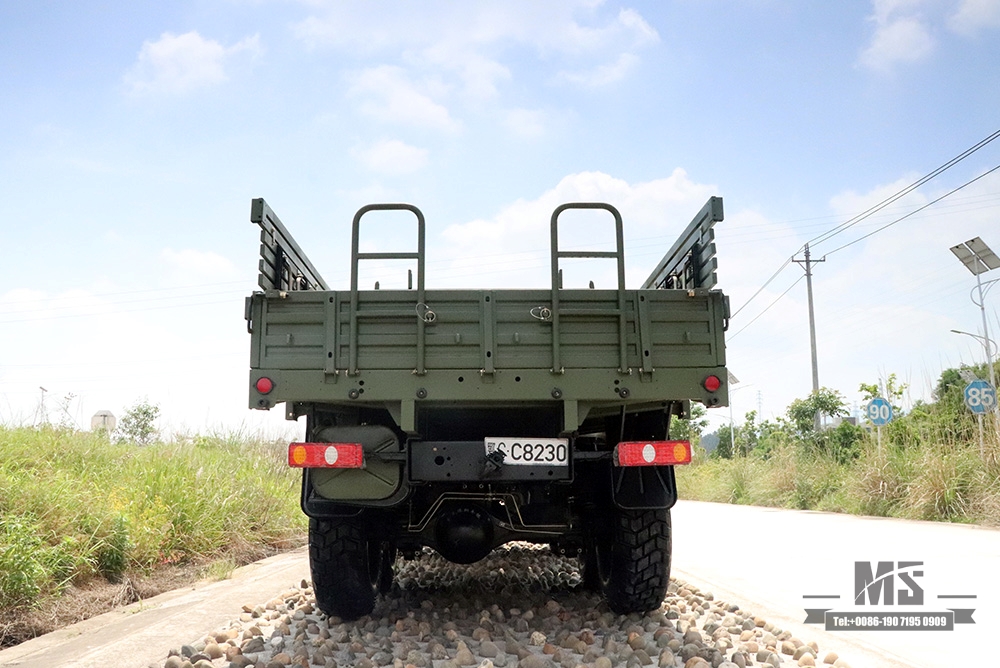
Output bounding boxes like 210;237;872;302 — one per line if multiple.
0;541;305;650
0;547;310;668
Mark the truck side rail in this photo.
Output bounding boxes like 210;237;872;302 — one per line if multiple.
252;198;329;292
642;196;723;290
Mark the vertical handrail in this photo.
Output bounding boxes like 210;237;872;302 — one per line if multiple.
549;203;628;373
349;204;427;375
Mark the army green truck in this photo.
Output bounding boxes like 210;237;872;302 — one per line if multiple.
245;198;729;619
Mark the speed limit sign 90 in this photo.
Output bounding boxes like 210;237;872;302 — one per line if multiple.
866;397;893;426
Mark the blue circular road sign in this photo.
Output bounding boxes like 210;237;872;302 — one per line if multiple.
964;380;997;415
865;398;893;426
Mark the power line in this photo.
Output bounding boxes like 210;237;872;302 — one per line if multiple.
731;129;1000;319
824;163;1000;256
808;129;1000;249
728;163;1000;352
730;258;794;319
729;275;805;339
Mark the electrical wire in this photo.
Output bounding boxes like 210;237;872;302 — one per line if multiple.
730;129;1000;320
808;129;1000;249
729;275;805;340
824;163;1000;256
730;257;794;319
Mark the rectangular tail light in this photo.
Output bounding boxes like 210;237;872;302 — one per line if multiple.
288;443;365;469
614;440;691;466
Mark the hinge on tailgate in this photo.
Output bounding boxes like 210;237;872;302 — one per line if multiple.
245;294;257;333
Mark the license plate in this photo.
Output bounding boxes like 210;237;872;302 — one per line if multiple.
484;438;569;466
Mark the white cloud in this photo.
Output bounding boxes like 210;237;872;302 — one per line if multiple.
293;2;658;97
503;108;547;139
354;139;429;175
437;170;716;289
860;14;935;71
348;66;461;133
949;0;1000;34
124;31;260;95
421;50;511;102
559;52;640;87
292;2;658;55
869;0;930;24
827;174;928;219
615;8;660;46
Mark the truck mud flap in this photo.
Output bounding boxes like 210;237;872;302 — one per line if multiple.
610;465;678;510
300;424;411;517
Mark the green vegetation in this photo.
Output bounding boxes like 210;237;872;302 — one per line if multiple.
0;425;304;616
114;399;161;445
677;365;1000;527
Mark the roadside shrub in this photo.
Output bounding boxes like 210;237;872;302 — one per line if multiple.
96;515;131;581
846;442;911;517
0;516;48;608
790;454;844;509
725;457;761;504
903;445;980;522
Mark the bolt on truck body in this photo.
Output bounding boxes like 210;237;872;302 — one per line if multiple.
246;198;729;619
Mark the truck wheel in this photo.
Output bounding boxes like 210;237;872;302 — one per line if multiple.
596;508;671;614
309;516;392;619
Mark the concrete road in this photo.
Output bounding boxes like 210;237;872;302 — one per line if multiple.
3;504;996;668
672;501;1000;668
0;547;310;668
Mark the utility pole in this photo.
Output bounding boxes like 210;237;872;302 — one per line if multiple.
37;386;48;425
793;243;825;430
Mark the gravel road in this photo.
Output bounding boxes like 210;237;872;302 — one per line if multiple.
150;544;853;668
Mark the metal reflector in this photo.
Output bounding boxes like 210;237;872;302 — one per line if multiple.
614;440;692;466
287;443;365;469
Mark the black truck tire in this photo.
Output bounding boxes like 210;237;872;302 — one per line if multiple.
596;507;672;614
309;516;392;619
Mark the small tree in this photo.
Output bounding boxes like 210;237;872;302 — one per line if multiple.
670;404;708;444
711;424;735;459
786;387;849;437
116;400;160;445
859;373;908;416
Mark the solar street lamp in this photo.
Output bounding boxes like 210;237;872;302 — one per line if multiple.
949;237;1000;392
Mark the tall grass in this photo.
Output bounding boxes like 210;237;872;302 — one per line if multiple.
677;430;1000;527
0;426;304;613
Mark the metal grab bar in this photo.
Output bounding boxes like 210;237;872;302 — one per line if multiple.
548;203;628;374
349;204;428;375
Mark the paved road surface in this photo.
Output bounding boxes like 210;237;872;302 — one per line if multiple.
3;503;996;668
672;500;999;668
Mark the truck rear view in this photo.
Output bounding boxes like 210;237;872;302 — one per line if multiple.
246;198;729;619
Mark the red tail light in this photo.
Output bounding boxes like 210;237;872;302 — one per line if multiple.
288;443;365;469
255;377;274;394
703;375;721;392
615;441;692;466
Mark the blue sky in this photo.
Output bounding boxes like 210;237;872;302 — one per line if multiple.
2;1;999;436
